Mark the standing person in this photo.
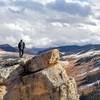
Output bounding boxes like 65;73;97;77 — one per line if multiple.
18;40;25;57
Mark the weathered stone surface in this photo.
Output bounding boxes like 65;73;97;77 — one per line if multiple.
5;63;79;100
24;49;60;72
0;50;79;100
0;86;6;100
0;55;32;85
0;65;21;84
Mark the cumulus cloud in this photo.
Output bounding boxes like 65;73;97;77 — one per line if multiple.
47;0;92;17
32;0;55;5
0;0;99;48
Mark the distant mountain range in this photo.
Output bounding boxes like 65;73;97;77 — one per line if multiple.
1;44;100;54
39;44;100;55
0;44;45;54
0;44;17;52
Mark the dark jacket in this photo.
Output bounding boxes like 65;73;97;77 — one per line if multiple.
18;41;25;50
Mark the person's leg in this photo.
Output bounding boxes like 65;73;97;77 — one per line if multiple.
19;49;21;57
21;49;24;57
20;50;22;57
22;49;24;55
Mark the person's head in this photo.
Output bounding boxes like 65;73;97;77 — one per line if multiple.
20;40;22;42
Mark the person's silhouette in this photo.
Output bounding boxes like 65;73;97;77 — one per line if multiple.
18;40;25;57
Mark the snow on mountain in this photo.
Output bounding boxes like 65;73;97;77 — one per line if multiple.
61;50;100;100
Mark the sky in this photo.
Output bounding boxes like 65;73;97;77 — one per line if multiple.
0;0;100;48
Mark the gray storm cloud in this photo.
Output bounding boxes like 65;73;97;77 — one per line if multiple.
0;0;99;48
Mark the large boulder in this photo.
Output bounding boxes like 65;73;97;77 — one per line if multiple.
0;49;79;100
24;49;60;73
4;49;79;100
5;63;79;100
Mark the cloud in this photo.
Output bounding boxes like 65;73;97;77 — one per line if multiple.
0;0;99;48
3;19;35;32
11;0;44;12
32;0;55;5
8;6;25;14
47;0;92;17
32;37;53;47
4;23;24;31
21;34;32;46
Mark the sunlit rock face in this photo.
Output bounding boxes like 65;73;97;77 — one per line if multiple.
0;50;79;100
6;64;79;100
0;86;6;100
24;49;60;72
